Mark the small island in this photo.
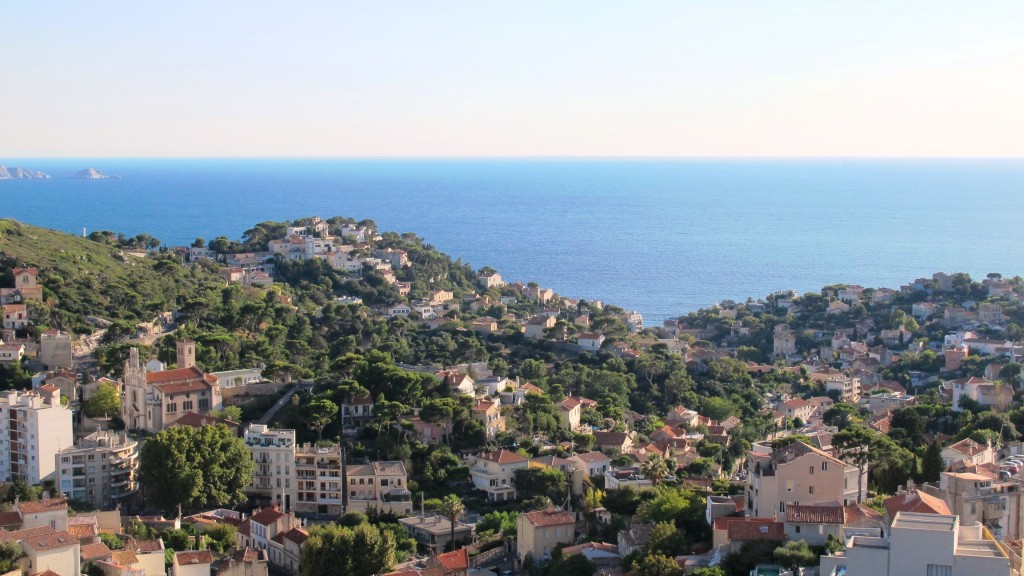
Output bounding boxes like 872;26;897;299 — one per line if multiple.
0;165;50;179
72;167;115;180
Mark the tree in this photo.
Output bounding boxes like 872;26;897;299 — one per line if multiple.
691;568;726;576
301;523;397;576
919;442;944;483
642;453;672;486
139;424;254;512
833;425;874;503
0;542;19;574
547;552;596;576
632;553;683;576
203;523;237;553
84;382;121;418
438;494;465;552
307;398;338;440
773;540;817;570
514;468;567;501
822;403;860;430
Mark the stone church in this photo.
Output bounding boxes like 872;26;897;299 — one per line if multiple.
121;340;223;433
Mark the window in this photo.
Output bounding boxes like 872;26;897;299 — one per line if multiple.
182;400;194;411
795;526;801;533
166;403;177;413
821;462;828;471
809;486;815;495
810;466;814;475
199;398;210;411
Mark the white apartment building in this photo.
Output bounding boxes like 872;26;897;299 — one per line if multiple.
0;387;73;484
820;512;1017;576
244;424;296;512
55;430;139;510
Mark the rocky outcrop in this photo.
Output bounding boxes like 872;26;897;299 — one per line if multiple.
0;165;51;179
72;168;113;180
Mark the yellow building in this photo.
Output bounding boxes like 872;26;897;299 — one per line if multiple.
516;508;576;563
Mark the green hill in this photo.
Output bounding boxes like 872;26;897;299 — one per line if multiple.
0;219;222;334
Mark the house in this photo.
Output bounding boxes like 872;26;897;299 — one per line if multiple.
3;526;81;576
819;512;1015;576
516;508;576;563
745;441;866;520
925;471;1024;541
773;324;797;357
341;393;374;428
942;438;994;468
236;507;303;555
2;304;29;330
711;517;784;553
824;374;862;403
593;431;635;455
776;398;813;423
408;417;444;444
558;397;582;432
617;522;655;556
827;300;850;315
386;304;411;318
468;450;529;501
560;542;620;568
478;272;504;289
604;467;653;490
436;370;475;396
346;461;413;515
523;315;555;340
783;505;846;546
882;488;952;524
39;330;73;370
571;452;612;478
665;405;700;428
267;527;306;575
470;317;499;335
576;333;605;352
949;377;1013;412
399;515;473;553
212;548;269;576
0;341;25;365
12;267;42;300
173;550;213;576
471;399;505;440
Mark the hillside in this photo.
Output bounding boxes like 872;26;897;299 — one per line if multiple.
0;219;223;334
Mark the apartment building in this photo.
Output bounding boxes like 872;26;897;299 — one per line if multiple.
0;387;73;484
820;512;1016;576
746;441;866;521
55;430;139;510
294;443;343;517
243;425;296;512
346;460;412;514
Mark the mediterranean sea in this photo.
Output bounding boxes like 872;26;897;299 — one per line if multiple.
3;158;1024;324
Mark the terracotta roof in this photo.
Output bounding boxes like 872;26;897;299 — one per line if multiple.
249;506;286;526
274;527;308;545
146;366;208;384
843;503;884;526
574;451;610;463
31;572;61;576
520;383;545;395
723;518;784;541
0;526;53;543
472;399;496;412
111;550;140;566
946;438;990;457
523;508;575;528
594;431;629;446
17;497;68;514
24;530;76;551
477;449;528;464
884;490;952;518
80;542;113;561
128;538;164;553
781;398;811;409
785;505;845;524
0;511;21;528
232;547;260;563
560;397;581;410
68;523;98;539
436;547;470;571
176;550;214;565
237;518;251;537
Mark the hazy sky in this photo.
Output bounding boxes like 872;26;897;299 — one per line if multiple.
3;2;1022;157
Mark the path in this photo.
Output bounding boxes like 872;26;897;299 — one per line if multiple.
258;381;313;425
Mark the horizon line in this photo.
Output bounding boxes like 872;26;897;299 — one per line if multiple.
4;154;1024;161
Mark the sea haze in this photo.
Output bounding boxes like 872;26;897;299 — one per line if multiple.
3;158;1023;323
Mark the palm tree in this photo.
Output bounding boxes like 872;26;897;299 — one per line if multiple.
642;454;671;486
438;493;465;552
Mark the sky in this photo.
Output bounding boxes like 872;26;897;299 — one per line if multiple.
2;1;1022;158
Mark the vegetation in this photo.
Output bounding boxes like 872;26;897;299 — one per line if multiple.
301;523;398;576
83;381;121;418
139;424;254;512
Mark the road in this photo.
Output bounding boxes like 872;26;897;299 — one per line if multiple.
257;381;313;425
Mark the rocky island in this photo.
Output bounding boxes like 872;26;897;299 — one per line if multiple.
72;167;115;179
0;165;50;179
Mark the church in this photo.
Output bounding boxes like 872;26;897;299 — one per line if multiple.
121;340;223;433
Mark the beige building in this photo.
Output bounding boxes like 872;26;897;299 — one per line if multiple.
55;430;139;510
244;425;296;512
558;397;582;432
516;508;576;563
294;443;343;517
925;471;1024;542
471;399;505;439
39;329;73;370
469;450;529;502
400;515;474;553
173;550;213;576
745;441;866;520
346;460;412;514
820;512;1018;576
824;374;862;403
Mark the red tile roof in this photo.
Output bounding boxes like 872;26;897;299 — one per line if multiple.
23;530;76;551
478;449;528;464
176;550;214;565
523;508;575;528
785;505;845;524
249;506;286;526
945;438;989;457
884;490;952;518
436;547;470;571
17;497;67;515
574;451;610;463
80;542;113;561
146;366;207;384
723;518;784;541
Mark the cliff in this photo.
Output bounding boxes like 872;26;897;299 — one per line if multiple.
0;165;50;179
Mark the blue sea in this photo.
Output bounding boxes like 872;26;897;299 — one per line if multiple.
3;158;1024;323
